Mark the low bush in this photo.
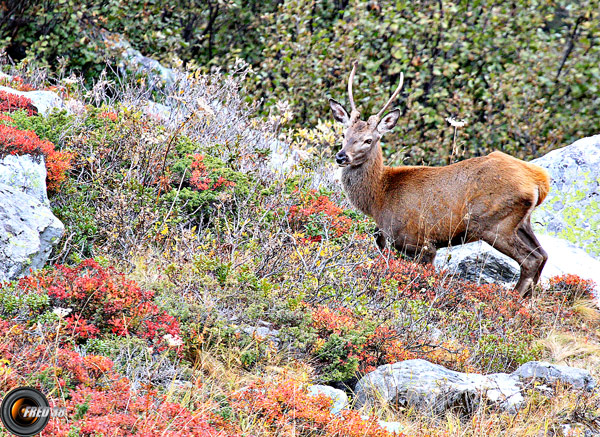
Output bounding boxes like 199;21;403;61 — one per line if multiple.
0;90;37;115
1;259;181;351
0;122;72;190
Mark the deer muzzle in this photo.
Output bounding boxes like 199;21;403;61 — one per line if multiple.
335;150;350;166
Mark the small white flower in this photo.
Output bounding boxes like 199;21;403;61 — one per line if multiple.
53;307;72;319
62;76;78;85
446;117;467;128
163;333;184;347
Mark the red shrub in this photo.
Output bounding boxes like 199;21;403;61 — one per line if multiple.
309;305;417;375
288;190;356;242
0;113;14;123
232;378;398;436
0;76;36;92
98;111;118;122
189;154;235;192
311;305;356;336
0;90;38;115
13;259;181;351
548;274;596;303
0;328;231;437
0;124;72;191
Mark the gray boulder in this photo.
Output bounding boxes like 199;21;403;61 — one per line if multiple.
100;30;182;89
531;134;600;260
354;359;595;418
435;241;519;286
0;85;66;116
0;183;64;282
513;361;596;391
0;154;49;205
354;359;524;415
241;324;280;346
307;385;349;415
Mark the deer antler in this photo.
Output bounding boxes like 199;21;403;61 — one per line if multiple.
376;72;404;119
348;61;359;117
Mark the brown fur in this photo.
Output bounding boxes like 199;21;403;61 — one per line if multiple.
339;141;550;297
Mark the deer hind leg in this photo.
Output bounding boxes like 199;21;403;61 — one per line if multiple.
517;219;548;287
482;231;539;297
482;210;547;298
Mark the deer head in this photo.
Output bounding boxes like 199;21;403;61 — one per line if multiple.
329;61;404;167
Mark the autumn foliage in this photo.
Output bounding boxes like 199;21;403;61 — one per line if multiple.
231;378;398;436
190;154;236;192
288;189;356;242
12;259;181;349
0;119;72;191
0;320;230;436
0;90;38;115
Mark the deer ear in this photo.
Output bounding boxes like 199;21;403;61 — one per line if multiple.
329;99;350;125
377;109;400;133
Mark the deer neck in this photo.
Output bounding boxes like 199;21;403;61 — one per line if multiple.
341;145;383;218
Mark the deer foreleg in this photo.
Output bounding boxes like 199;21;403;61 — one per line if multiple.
374;227;386;251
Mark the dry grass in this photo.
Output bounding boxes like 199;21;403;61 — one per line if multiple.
572;298;600;324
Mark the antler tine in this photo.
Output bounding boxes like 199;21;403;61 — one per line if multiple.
376;72;404;119
348;60;358;114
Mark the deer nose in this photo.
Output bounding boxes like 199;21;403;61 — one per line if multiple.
336;150;349;165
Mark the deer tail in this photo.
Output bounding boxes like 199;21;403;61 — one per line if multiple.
532;165;551;206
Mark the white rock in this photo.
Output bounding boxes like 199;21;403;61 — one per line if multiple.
531;134;600;260
513;361;596;391
537;234;600;291
0;154;49;205
376;420;404;434
0;85;66;116
0;183;64;281
354;359;524;415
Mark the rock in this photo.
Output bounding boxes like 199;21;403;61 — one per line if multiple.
307;385;349;415
0;154;49;205
354;359;524;416
531;135;600;260
513;361;596;391
242;325;279;340
100;31;182;89
268;139;310;174
141;100;179;123
376;420;404;434
0;85;66;116
435;241;520;286
240;322;280;346
0;183;64;282
359;415;405;434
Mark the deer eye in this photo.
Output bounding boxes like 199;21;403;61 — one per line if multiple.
364;138;372;145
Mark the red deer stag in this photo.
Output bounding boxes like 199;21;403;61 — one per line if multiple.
329;62;550;298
